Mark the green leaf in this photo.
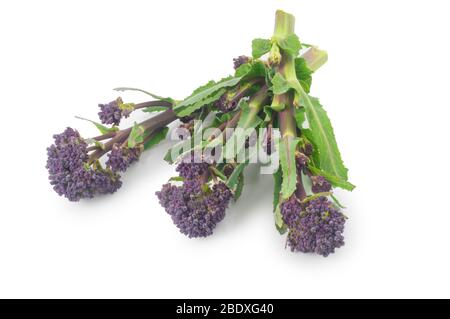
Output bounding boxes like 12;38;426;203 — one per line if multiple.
210;166;227;181
272;167;287;234
277;33;301;57
294;57;313;93
274;204;287;234
271;73;290;95
297;88;349;181
263;105;273;122
226;163;246;189
308;165;355;191
118;102;135;113
235;63;252;77
223;101;262;160
273;168;282;212
175;88;226;118
174;77;241;116
294;107;306;129
128;122;145;148
114;87;173;103
144;127;169;150
75;116;119;135
240;61;267;81
217;112;233;123
237;101;263;129
142;106;169;113
279;136;300;199
252;38;272;58
301;128;319;166
233;173;245;200
169;176;185;182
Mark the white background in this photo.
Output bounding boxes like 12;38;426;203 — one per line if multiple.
1;0;449;298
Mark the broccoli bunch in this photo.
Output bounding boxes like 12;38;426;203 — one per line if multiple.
46;10;354;257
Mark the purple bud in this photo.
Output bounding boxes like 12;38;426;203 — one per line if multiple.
233;55;251;69
46;127;122;201
98;97;130;126
295;152;309;172
311;175;332;193
176;155;210;180
156;181;232;238
303;143;313;156
214;93;239;113
281;196;302;228
106;144;142;172
285;196;346;257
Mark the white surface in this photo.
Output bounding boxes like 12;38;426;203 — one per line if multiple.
1;0;450;298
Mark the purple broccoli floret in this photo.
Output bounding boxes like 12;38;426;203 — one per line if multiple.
311;175;332;193
46;127;121;201
282;196;346;257
106;144;142;172
233;55;251;69
98;97;131;126
156;181;232;238
175;155;210;180
295;152;309;172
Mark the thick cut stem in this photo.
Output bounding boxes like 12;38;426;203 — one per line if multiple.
273;10;296;39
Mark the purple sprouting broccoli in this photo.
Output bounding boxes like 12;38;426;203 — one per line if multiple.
175;156;210;180
280;196;302;228
46;128;122;201
303;142;313;157
311;175;332;194
156;180;232;238
233;55;251;69
214;93;239;113
157;151;233;237
214;81;259;113
106;144;142;172
295;152;309;173
281;196;346;257
98;97;132;126
46;107;177;201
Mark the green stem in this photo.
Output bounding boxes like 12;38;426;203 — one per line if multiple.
301;46;328;72
241;85;269;129
273;10;295;39
277;93;296;138
274;10;304;202
228;78;263;104
88;109;177;163
134;100;172;110
273;10;298;139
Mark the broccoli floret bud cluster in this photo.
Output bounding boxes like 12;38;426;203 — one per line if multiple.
281;196;346;257
46;128;121;201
